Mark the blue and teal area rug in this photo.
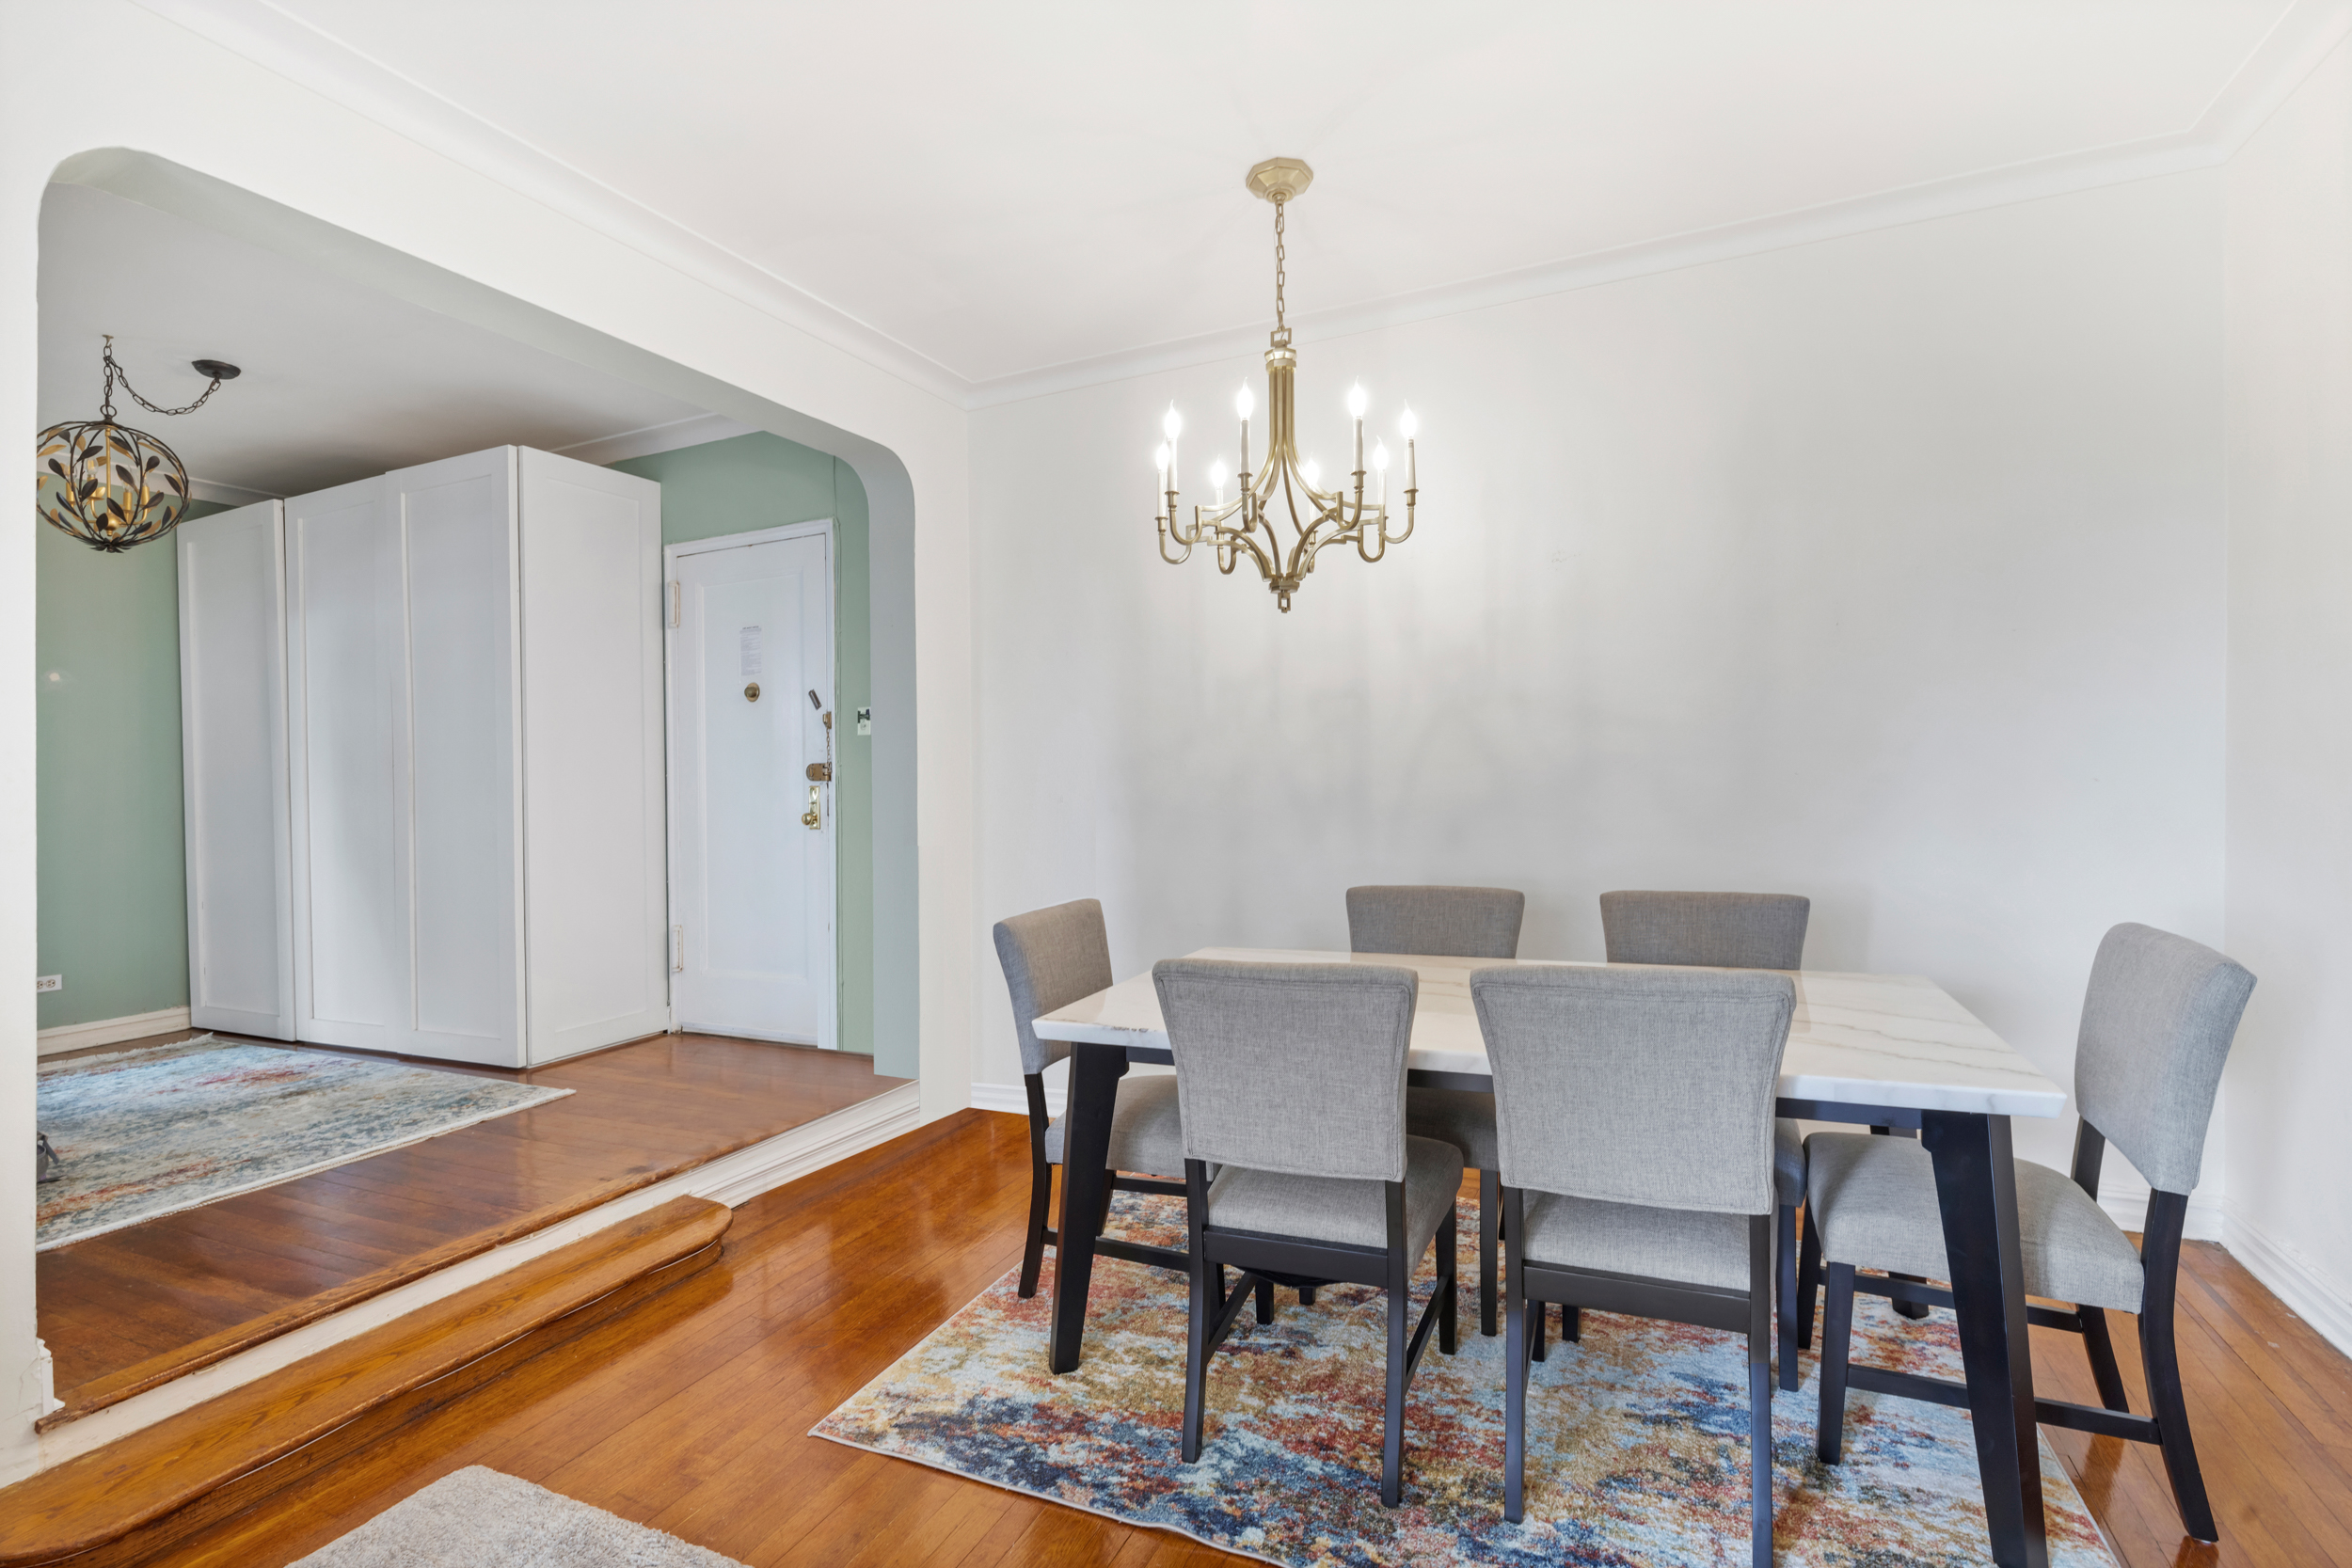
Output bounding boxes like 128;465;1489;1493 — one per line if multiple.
816;1193;2117;1567
36;1037;569;1251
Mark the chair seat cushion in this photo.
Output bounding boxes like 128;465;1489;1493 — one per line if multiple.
1043;1073;1184;1178
1406;1086;1498;1171
1804;1132;2145;1312
1774;1117;1805;1209
1207;1135;1465;1259
1519;1191;1759;1291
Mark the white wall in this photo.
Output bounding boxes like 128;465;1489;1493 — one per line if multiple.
0;0;977;1483
2222;36;2352;1354
972;174;2231;1188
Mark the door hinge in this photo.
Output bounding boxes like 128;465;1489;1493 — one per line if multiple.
672;925;685;973
667;580;681;628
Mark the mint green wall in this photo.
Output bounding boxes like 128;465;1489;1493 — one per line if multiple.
609;433;876;1056
35;499;226;1030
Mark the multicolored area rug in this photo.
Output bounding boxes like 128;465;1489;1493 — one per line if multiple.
817;1193;2118;1567
36;1037;570;1251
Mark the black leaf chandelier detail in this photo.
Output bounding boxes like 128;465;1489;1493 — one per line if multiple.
37;335;238;552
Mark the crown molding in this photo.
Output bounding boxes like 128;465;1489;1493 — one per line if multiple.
135;0;2352;415
130;0;972;407
552;412;756;467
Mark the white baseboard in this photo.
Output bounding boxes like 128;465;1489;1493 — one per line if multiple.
2095;1177;2225;1243
37;1006;192;1057
971;1080;1045;1117
32;1080;926;1471
684;1083;922;1207
2221;1209;2352;1361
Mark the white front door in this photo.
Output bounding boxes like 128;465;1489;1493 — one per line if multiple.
666;528;834;1045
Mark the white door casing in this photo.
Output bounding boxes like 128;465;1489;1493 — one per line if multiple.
666;524;835;1047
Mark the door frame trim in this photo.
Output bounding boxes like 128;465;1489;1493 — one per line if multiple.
661;517;839;1049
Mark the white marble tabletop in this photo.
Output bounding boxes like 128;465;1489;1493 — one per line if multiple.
1031;947;2067;1119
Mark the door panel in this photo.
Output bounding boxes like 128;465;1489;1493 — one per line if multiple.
179;500;294;1037
669;531;834;1044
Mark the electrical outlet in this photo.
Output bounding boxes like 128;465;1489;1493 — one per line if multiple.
855;706;872;736
36;974;61;993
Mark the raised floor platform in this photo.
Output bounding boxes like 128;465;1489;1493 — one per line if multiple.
37;1030;907;1426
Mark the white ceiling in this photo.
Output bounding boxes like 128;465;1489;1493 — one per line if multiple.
38;182;720;498
196;0;2299;389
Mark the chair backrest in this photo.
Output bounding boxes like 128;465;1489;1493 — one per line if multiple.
993;899;1115;1076
1154;958;1418;1183
1598;890;1810;970
2074;923;2255;1196
1346;885;1525;959
1472;964;1795;1215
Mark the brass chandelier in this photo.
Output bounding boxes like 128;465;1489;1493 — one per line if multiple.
1154;158;1420;612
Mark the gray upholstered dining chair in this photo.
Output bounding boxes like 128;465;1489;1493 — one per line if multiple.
1472;962;1793;1564
1600;889;1818;1386
994;900;1191;1298
1155;957;1461;1508
1348;884;1524;1338
1807;923;2254;1544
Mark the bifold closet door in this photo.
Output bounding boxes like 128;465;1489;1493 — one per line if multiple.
516;451;667;1063
286;451;525;1066
178;499;295;1039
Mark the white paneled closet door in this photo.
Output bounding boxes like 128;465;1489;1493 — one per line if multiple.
178;499;295;1039
285;451;526;1066
516;450;667;1063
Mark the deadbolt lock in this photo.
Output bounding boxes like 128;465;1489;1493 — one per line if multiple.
801;785;823;830
744;682;761;703
805;762;832;782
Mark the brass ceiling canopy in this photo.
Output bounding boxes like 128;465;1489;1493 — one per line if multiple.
1152;160;1420;612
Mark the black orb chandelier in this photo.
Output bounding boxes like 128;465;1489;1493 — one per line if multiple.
37;335;239;552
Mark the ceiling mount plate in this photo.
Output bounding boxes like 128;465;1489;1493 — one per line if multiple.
191;358;241;380
1245;158;1313;204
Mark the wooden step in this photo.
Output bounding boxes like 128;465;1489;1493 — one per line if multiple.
0;1195;731;1567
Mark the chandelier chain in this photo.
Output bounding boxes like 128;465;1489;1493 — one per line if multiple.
99;334;226;422
1273;199;1287;336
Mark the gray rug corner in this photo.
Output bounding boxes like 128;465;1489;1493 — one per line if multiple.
294;1466;747;1567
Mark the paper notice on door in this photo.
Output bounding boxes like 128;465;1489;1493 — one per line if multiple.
739;626;763;680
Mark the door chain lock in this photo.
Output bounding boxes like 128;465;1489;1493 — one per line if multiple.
801;785;823;830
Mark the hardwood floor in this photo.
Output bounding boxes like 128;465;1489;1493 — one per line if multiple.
38;1030;905;1417
113;1110;2351;1568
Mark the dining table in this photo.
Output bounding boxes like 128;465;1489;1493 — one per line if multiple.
1031;947;2071;1568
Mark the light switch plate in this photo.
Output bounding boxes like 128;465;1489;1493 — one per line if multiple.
855;707;872;736
35;974;61;993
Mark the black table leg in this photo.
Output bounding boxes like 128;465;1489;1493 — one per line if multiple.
1923;1110;2046;1568
1048;1042;1128;1374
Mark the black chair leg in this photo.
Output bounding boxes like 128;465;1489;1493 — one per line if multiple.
1382;1254;1408;1507
1817;1262;1856;1464
1019;1156;1053;1298
1795;1201;1821;1350
1182;1248;1217;1463
1299;1286;1317;1307
1531;1292;1549;1361
1776;1201;1801;1389
1254;1275;1275;1325
1560;1304;1580;1342
1479;1166;1501;1337
1749;1341;1774;1567
2142;1302;2217;1541
2079;1305;2131;1412
1439;1211;1458;1355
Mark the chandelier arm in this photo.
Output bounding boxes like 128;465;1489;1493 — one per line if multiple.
1157;515;1193;565
1383;490;1418;546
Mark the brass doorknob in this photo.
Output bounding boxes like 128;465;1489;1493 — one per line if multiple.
744;682;761;702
